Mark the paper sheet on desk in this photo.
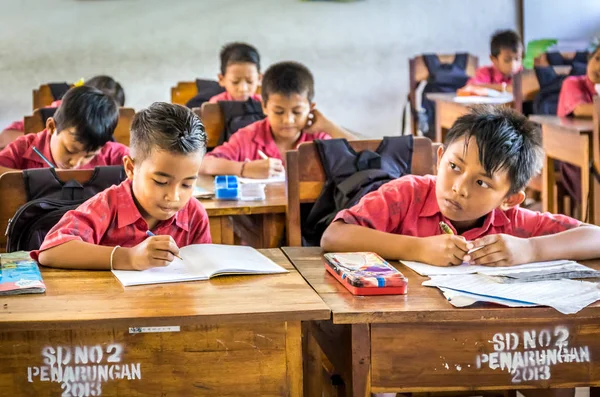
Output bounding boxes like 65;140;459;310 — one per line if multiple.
402;259;592;277
453;95;513;104
424;275;600;314
440;288;537;308
238;173;285;184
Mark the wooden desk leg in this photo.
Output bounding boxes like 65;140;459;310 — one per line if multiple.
286;322;303;397
302;322;324;397
348;324;371;397
262;213;286;248
209;217;222;244
220;216;235;245
543;155;556;214
435;102;443;143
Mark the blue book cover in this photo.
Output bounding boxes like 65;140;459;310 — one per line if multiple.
0;251;46;295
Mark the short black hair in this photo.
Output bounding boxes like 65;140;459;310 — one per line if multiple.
444;105;543;195
130;102;207;162
261;61;315;104
491;30;522;57
220;42;260;75
53;86;119;152
86;75;125;106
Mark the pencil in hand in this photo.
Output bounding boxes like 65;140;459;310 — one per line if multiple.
257;149;269;160
439;221;454;235
145;230;183;260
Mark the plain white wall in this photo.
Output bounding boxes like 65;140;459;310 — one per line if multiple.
523;0;600;43
0;0;518;137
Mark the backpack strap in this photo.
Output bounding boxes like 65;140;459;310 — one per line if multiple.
217;99;265;145
23;165;125;201
451;53;469;70
39;107;57;123
534;66;559;88
48;83;71;100
573;51;589;64
422;54;442;75
375;135;414;177
314;139;363;181
545;52;568;66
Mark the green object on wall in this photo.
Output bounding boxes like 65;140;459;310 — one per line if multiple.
524;39;557;69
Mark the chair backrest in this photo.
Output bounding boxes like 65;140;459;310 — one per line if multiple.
23;109;50;135
408;54;479;134
0;169;97;252
195;104;224;149
171;81;198;105
23;107;134;146
285;137;439;246
593;96;600;225
114;108;135;146
32;83;72;110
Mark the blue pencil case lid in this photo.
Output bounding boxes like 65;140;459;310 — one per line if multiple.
214;175;240;200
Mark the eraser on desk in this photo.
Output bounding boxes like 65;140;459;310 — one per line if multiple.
214;175;240;200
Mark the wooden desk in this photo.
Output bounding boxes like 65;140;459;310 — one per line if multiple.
196;175;287;248
283;247;600;397
529;116;595;224
427;93;513;143
0;249;330;396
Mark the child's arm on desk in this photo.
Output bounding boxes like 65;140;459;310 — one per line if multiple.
321;221;470;267
199;156;283;179
464;83;512;93
469;225;600;266
38;237;181;270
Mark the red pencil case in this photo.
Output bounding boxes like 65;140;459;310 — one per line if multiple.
323;252;408;296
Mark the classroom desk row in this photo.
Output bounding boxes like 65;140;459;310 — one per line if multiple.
196;175;286;248
2;247;600;396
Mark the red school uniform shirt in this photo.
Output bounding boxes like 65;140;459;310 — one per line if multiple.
31;179;212;260
0;129;129;170
206;118;332;164
2;100;62;133
556;75;597;117
333;174;580;240
208;92;263;104
467;65;513;86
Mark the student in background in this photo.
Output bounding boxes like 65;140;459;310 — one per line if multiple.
33;103;211;270
208;42;263;104
463;30;523;92
0;86;128;175
200;61;355;179
321;105;600;266
555;45;600;204
557;45;600;117
0;75;126;149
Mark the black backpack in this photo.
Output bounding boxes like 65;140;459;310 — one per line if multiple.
217;99;265;145
47;82;71;101
419;54;470;138
6;166;126;252
301;136;414;246
533;62;588;115
185;79;226;109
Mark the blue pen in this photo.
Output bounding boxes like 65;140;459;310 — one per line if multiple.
146;230;183;260
32;146;55;168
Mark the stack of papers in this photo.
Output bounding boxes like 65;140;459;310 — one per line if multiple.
402;260;600;314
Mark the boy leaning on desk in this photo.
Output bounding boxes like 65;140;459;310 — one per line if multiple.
322;105;600;267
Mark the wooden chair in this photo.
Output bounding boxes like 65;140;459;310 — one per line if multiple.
194;104;224;149
286;137;439;246
0;169;97;252
113;108;135;146
23;107;135;147
171;81;198;106
593;97;600;225
32;83;72;110
408;54;479;134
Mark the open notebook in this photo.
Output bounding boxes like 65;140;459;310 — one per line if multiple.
112;244;288;286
